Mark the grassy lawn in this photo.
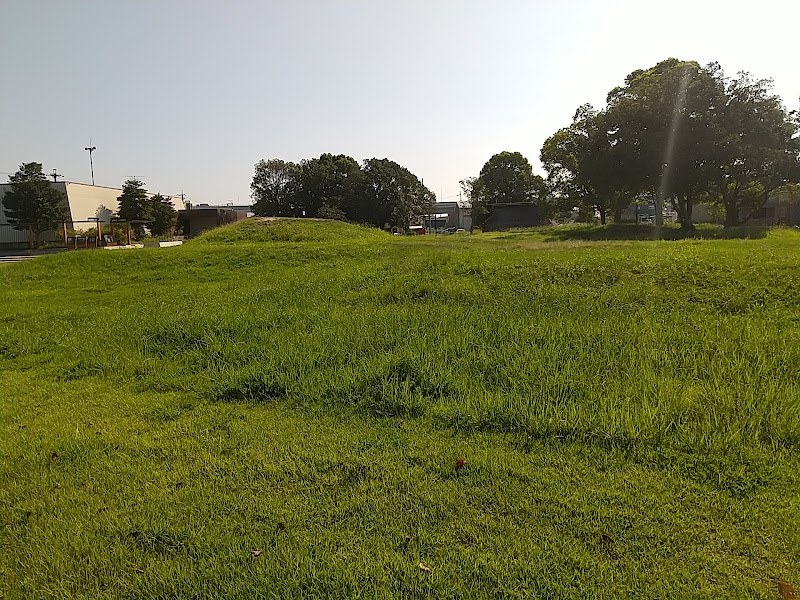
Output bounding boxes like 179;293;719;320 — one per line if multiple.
1;220;799;599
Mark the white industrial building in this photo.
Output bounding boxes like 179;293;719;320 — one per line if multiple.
0;181;184;246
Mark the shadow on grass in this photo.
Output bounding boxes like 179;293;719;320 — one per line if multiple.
534;223;770;242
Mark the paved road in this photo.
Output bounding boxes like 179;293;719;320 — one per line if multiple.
0;255;37;263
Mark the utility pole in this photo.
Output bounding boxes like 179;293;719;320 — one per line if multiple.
50;169;63;183
84;141;96;185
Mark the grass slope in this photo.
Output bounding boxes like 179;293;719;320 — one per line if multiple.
1;220;799;599
194;217;392;244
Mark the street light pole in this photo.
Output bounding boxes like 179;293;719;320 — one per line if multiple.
84;142;96;185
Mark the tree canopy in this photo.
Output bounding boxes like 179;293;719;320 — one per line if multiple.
148;194;178;237
539;58;800;228
251;159;302;217
466;152;546;227
250;154;434;229
117;179;151;238
2;162;70;246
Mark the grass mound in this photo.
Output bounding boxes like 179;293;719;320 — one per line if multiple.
192;217;391;244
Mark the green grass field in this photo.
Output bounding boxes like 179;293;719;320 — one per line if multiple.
1;219;799;599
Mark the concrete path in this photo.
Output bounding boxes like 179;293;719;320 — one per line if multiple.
0;255;38;263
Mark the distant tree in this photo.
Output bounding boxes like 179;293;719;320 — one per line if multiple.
1;162;70;247
704;67;800;226
540;105;630;224
297;154;362;217
148;194;177;236
251;159;302;217
604;59;723;229
116;179;151;238
357;158;435;229
459;176;484;231
95;204;114;223
471;152;546;227
317;203;348;221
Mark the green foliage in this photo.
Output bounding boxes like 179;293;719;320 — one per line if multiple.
541;58;800;230
250;154;435;229
540;105;630;224
704;67;800;226
297;153;362;218
471;151;546;226
358;158;434;229
116;179;151;238
148;194;177;237
250;158;302;217
2;225;800;597
1;162;70;246
316;203;348;221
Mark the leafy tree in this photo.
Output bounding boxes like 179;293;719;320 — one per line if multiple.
251;159;302;217
317;203;348;221
357;158;435;229
148;194;177;236
540;58;799;230
297;154;362;218
478;151;542;204
249;153;434;228
471;152;545;226
116;179;151;238
604;59;723;229
95;204;114;223
459;177;484;231
705;67;800;225
2;162;70;247
540;105;630;224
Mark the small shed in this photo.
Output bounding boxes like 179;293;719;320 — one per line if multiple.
482;203;546;231
177;207;247;237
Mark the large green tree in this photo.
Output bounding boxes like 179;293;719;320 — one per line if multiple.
540;58;799;230
249;154;434;228
357;158;435;229
250;159;302;217
604;59;724;229
116;179;151;238
297;154;362;218
472;152;546;226
705;67;800;226
148;194;177;237
540;105;631;224
2;162;70;247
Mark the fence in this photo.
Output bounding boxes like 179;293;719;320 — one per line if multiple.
0;223;63;247
0;219;119;249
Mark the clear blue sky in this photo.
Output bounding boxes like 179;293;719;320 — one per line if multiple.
2;0;798;205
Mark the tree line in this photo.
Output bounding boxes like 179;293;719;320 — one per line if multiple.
250;154;436;229
541;58;800;229
461;59;800;229
1;163;177;245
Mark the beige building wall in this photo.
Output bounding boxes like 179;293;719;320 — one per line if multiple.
64;183;124;227
65;182;184;227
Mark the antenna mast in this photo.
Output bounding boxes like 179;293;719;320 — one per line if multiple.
84;139;96;185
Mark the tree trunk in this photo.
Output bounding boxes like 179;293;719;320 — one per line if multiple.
599;209;606;225
677;195;695;230
654;193;664;229
671;196;694;230
613;206;623;223
722;188;740;227
723;199;739;227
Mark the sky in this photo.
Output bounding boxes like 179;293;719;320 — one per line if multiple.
1;0;798;206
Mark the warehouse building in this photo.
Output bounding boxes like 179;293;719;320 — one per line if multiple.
0;181;184;246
